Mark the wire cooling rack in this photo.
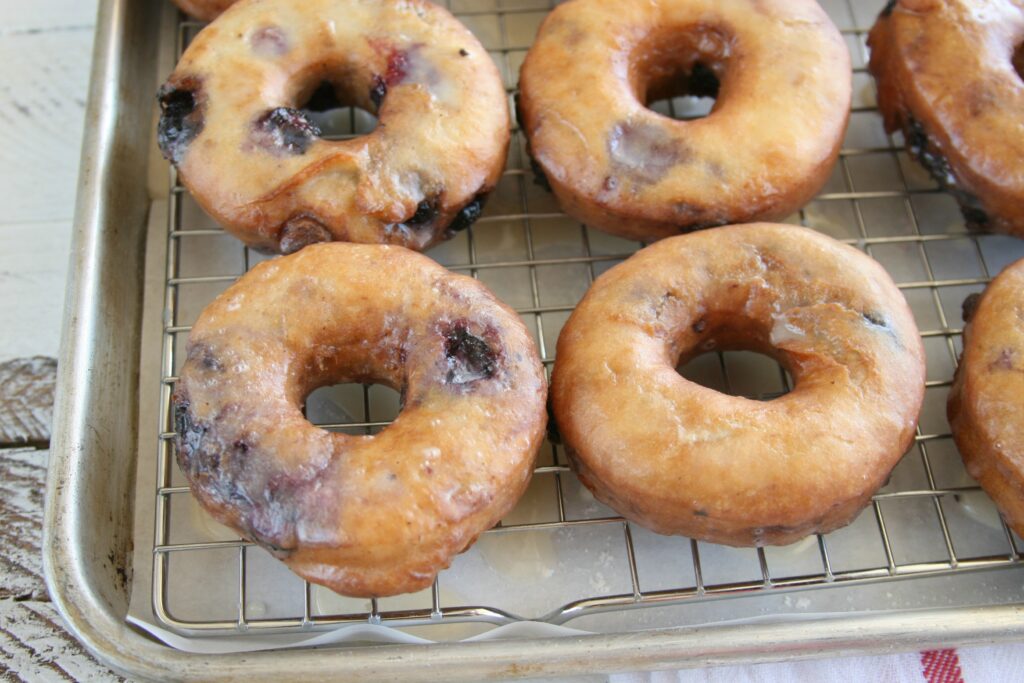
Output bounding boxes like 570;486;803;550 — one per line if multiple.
150;0;1024;636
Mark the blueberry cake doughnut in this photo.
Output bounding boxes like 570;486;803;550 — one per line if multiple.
158;0;510;253
173;244;547;597
517;0;851;241
171;0;235;21
551;224;926;546
868;0;1024;236
948;258;1024;535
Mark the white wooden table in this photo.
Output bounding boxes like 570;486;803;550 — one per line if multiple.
0;1;1021;681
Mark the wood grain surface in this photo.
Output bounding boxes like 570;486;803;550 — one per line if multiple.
0;358;56;447
0;448;123;681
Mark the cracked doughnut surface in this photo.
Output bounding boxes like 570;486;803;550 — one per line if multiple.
158;0;509;253
948;258;1024;536
517;0;851;241
173;244;547;597
551;224;925;546
868;0;1024;236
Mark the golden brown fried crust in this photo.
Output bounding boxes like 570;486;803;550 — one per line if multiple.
517;0;850;241
868;0;1024;236
173;244;547;597
171;0;236;22
948;259;1024;536
551;224;926;546
159;0;509;252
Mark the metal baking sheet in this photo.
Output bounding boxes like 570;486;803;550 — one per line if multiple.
45;0;1024;679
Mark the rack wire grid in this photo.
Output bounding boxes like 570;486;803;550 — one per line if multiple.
151;0;1024;637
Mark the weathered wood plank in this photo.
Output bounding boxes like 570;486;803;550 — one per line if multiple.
0;358;56;447
0;447;122;680
0;448;47;601
0;600;125;682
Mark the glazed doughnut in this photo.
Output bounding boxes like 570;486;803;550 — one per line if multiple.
158;0;510;253
171;0;235;22
551;224;926;546
868;0;1024;236
948;258;1024;536
517;0;851;241
172;244;547;597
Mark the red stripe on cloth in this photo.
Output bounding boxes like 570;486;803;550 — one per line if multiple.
921;649;965;683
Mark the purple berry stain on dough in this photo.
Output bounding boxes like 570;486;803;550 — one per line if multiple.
990;348;1017;371
370;76;388;109
607;121;689;185
279;215;332;254
443;322;497;385
862;311;889;330
449;193;488;233
253;107;321;156
250;25;289;56
404;199;438;229
174;400;209;465
905;117;990;229
157;80;204;164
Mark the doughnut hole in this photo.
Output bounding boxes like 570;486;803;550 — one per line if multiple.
295;79;378;140
632;25;732;121
305;381;401;436
675;313;795;402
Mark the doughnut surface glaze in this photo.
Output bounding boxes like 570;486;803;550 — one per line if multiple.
158;0;510;253
948;259;1024;536
551;224;926;546
173;244;547;597
868;0;1024;236
517;0;851;241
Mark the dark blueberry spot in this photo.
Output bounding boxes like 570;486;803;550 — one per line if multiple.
448;193;489;233
962;292;983;323
173;399;209;465
607;121;688;185
880;0;897;17
692;318;707;334
905;116;990;229
279;215;332;254
459;48;470;57
253;107;321;156
233;440;250;454
188;343;224;372
602;176;618;192
960;205;991;231
387;472;398;481
157;82;204;165
862;311;889;329
404;199;439;228
443;322;497;385
370;76;387;109
693;509;709;518
687;62;720;99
